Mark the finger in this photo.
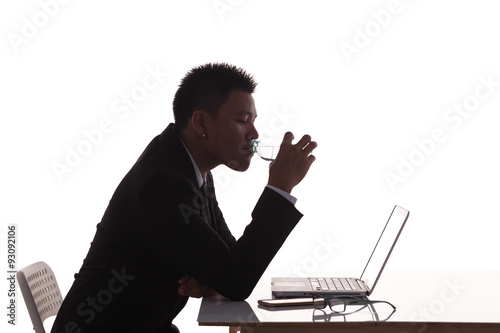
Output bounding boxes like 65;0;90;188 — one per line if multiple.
302;140;318;156
178;277;199;294
183;284;203;297
294;134;312;150
179;285;201;297
184;279;201;291
184;284;211;298
178;275;195;285
194;286;212;298
281;132;294;146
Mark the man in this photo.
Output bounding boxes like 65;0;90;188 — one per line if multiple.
52;63;317;333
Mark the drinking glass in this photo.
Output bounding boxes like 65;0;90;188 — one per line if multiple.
250;137;282;161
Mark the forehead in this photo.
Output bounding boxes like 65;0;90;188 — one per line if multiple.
219;90;257;116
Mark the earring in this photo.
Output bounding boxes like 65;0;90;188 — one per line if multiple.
202;134;207;139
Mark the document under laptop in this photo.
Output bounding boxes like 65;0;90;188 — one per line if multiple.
272;205;409;298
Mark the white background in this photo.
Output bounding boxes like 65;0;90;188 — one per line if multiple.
1;0;499;332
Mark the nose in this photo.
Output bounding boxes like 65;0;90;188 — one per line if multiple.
249;122;259;141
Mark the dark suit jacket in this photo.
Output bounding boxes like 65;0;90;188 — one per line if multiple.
52;123;302;333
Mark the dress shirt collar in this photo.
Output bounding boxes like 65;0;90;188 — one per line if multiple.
178;137;205;188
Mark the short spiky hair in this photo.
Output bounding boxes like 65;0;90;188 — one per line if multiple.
173;63;257;129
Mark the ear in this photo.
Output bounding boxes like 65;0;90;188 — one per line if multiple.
191;110;207;138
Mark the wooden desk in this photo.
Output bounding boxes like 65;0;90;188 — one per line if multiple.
198;270;500;332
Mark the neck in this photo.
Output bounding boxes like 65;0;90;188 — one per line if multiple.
177;126;218;177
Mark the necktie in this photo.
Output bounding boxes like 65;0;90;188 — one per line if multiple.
199;182;211;225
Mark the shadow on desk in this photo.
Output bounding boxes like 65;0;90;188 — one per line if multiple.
198;295;260;325
198;294;396;332
199;271;500;333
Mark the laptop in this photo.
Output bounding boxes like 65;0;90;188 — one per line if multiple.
271;205;409;298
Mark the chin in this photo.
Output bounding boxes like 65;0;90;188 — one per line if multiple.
225;157;252;172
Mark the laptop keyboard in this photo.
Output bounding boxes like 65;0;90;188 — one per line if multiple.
308;278;361;291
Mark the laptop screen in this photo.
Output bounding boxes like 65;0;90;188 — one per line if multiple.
360;205;409;293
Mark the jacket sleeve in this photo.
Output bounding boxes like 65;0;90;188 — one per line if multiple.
137;177;302;301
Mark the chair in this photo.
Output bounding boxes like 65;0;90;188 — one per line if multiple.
17;261;63;333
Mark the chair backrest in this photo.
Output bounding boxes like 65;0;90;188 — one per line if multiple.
17;261;63;333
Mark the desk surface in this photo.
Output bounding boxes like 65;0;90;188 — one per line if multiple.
198;270;500;332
